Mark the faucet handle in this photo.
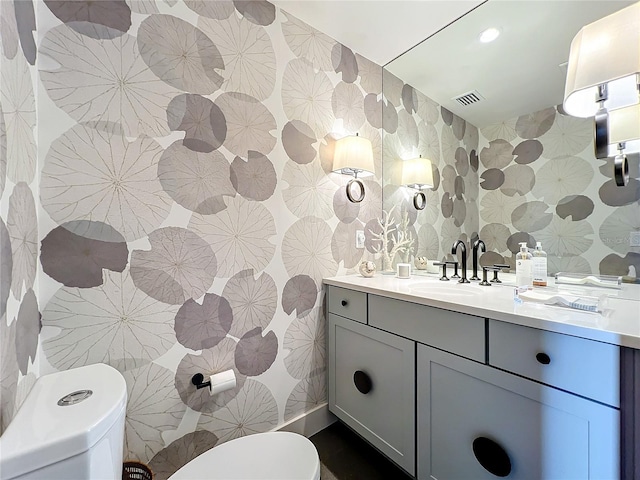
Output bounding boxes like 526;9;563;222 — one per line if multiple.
433;262;450;281
445;261;459;278
491;264;509;283
480;266;494;286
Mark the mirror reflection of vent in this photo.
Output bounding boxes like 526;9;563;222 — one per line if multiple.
453;90;484;106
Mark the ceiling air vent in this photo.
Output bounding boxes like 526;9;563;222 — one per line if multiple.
453;90;484;106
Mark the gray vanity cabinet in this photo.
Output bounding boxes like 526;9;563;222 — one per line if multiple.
417;344;619;480
328;313;416;475
326;285;622;479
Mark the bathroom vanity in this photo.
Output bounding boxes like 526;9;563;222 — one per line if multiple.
324;275;640;479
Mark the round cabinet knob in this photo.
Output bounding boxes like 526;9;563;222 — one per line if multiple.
353;370;373;394
472;437;512;477
536;352;551;365
341;300;348;307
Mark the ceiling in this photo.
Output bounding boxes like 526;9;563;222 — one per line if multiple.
272;1;634;128
385;0;634;127
271;1;483;66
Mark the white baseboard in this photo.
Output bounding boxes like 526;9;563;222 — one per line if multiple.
277;403;337;438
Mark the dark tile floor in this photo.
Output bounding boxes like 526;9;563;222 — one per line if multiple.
310;421;413;480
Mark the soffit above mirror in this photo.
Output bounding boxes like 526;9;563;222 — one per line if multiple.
385;0;634;128
271;1;483;66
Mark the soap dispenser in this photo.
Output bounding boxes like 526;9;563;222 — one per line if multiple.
532;241;547;287
515;242;533;287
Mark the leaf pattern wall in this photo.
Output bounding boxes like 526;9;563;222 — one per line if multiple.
198;14;276;100
42;271;179;371
130;227;217;304
40;222;129;288
222;269;277;338
1;314;19;433
19;0;383;472
1;52;36;183
189;196;276;278
476;105;639;280
123;363;185;463
198;379;279;445
282;58;335;137
40;24;180;137
284;307;325;379
7;183;37;298
158;141;234;214
41;125;172;241
137;14;224;94
216;91;277;156
281;12;335;72
0;10;39;435
4;1;636;473
386;73;639;282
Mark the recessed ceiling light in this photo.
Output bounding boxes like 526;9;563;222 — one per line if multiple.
479;27;501;43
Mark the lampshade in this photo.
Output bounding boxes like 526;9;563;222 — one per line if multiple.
401;157;434;189
607;104;639;186
607;104;640;159
563;2;640;117
609;104;640;145
332;134;375;176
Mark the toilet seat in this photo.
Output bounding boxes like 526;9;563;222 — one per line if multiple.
168;432;321;480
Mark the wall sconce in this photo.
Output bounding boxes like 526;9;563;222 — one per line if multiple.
401;156;434;210
563;2;640;186
332;133;375;203
608;104;640;185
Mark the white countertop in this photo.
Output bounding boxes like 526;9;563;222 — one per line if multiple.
324;273;640;349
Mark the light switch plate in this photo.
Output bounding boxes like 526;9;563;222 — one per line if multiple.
356;230;365;249
630;231;640;247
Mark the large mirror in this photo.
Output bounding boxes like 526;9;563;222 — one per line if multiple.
381;0;639;282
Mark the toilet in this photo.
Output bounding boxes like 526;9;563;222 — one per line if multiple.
0;363;127;480
168;431;321;480
0;364;320;480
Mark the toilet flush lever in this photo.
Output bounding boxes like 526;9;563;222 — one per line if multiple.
191;373;211;390
58;389;93;406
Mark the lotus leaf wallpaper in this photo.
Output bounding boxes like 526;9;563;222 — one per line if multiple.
382;71;480;265
1;0;382;476
477;106;639;279
0;0;40;435
383;72;639;282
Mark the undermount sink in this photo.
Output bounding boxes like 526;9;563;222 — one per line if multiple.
409;283;485;298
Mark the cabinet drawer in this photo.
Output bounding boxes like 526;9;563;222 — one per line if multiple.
369;295;485;362
489;320;620;407
327;286;367;323
328;314;415;475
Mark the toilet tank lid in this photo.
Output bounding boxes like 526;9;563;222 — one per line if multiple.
0;364;127;479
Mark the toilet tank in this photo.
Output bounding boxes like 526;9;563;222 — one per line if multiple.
0;363;127;480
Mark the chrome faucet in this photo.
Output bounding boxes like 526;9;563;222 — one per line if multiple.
451;240;470;283
471;239;486;281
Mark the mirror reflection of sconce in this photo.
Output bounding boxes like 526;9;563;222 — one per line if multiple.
332;133;375;203
608;104;640;185
401;156;434;210
563;2;640;187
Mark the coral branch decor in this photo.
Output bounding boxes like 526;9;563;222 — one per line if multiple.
368;205;415;272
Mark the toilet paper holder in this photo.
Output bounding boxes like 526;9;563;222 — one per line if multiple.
191;373;211;390
191;370;237;396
